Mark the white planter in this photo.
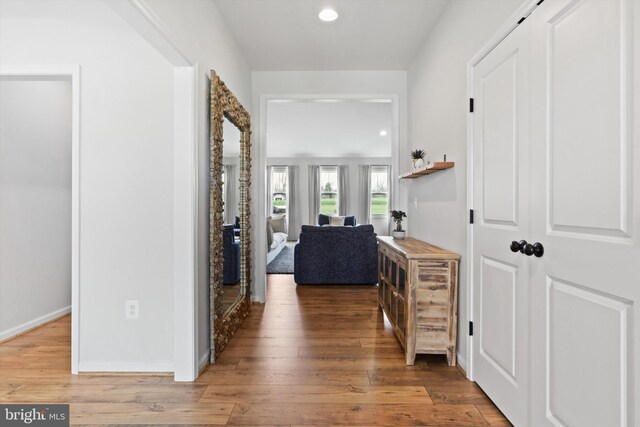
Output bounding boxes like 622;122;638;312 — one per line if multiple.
412;158;425;169
392;231;406;240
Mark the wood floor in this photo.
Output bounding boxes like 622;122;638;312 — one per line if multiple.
0;274;511;426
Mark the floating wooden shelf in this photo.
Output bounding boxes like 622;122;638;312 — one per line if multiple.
399;162;455;179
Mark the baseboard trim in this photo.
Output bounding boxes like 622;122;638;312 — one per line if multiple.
79;361;174;373
0;305;71;342
198;351;210;375
457;352;469;379
457;362;468;378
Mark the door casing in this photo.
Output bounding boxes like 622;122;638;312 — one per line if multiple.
466;0;543;381
0;65;81;375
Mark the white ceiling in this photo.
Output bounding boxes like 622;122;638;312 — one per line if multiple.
214;0;449;70
266;100;392;158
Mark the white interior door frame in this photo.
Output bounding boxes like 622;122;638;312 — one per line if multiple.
465;0;541;381
171;65;199;382
255;94;401;303
0;65;81;375
106;0;200;381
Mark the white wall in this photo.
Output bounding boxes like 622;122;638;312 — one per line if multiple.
252;71;407;302
143;0;252;369
0;79;72;340
406;0;523;371
266;101;393;158
0;0;175;370
266;157;391;236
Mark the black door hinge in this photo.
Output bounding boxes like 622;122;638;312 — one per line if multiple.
469;321;474;336
536;0;545;5
517;16;527;24
469;98;474;113
469;209;475;224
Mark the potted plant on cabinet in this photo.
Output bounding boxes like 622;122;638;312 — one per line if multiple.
390;210;407;239
410;149;427;169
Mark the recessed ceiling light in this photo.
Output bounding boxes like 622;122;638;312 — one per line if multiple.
319;8;339;22
380;130;388;136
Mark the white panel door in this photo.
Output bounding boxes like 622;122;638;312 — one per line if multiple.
529;0;640;426
472;19;531;427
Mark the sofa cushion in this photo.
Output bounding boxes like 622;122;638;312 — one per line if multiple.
329;216;345;226
273;232;286;245
302;224;374;234
270;232;288;251
270;215;287;233
318;213;356;226
318;213;330;225
266;216;274;247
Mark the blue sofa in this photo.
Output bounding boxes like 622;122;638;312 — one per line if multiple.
223;224;240;285
234;216;241;237
294;224;378;285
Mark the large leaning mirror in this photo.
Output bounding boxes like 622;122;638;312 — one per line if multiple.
209;71;252;362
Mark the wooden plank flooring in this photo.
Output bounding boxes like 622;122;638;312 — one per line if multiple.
0;274;511;425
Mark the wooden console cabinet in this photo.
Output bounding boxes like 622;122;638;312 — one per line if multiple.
377;236;460;366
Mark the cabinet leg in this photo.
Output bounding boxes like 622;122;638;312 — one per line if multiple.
446;348;456;367
405;352;416;366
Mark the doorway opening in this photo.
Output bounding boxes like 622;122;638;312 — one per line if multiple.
262;98;395;292
0;68;80;373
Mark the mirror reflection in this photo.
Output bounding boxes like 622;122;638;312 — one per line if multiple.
221;116;243;314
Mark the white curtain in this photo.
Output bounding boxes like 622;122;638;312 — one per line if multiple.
223;164;237;225
266;166;272;216
288;166;301;240
308;165;320;224
338;165;349;216
387;166;393;235
358;165;371;224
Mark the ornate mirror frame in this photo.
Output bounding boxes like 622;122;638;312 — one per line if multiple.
209;71;252;362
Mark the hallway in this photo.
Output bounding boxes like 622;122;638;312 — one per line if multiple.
0;275;509;425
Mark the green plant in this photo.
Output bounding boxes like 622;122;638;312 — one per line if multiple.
390;210;407;232
410;149;426;160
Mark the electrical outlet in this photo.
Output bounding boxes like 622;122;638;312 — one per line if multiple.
125;300;139;320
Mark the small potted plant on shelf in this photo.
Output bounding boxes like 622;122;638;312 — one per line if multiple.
390;210;407;239
410;149;427;169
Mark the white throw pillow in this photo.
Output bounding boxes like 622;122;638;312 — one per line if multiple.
329;216;345;226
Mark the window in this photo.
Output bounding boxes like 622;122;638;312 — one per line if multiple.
319;166;339;215
270;166;288;216
370;166;389;218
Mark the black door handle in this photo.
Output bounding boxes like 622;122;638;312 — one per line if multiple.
510;240;528;253
524;242;544;258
